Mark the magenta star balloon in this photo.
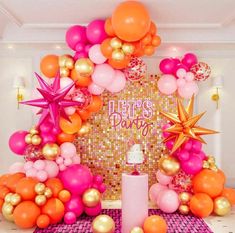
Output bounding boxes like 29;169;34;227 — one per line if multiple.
21;73;84;128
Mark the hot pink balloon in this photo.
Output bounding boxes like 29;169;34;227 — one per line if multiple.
182;140;192;151
106;70;126;93
156;170;173;185
194;151;206;160
191;140;202;153
178;81;199;99
182;53;198;69
41;132;56;145
88;82;105;95
157;75;177;95
98;183;106;193
75;42;85;52
64;211;77;225
88;44;107;64
177;149;190;161
60;142;77;158
9;162;25;174
40;120;53;133
93;175;103;185
165;139;175;150
74;51;88;60
44;160;59;178
181;155;203;175
65;196;84;217
159;58;175;74
92;63;115;88
9;131;28;155
84;202;102;216
149;183;168;204
86;19;107;44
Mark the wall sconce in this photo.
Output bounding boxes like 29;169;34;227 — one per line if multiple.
211;75;224;109
13;76;25;109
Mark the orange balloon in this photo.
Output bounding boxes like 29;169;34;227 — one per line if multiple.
151;35;161;47
0;185;10;199
141;33;152;45
6;173;25;192
217;169;226;184
112;1;151;42
77;109;92;121
40;55;59;78
42;198;65;224
71;68;92;87
149;21;157;35
108;56;130;69
193;169;224;198
0;174;10;186
13;201;41;228
86;95;103;113
133;41;145;57
221;188;235;205
143;215;167;233
189;193;213;218
57;132;75;145
104;18;115;36
144;45;155;56
36;214;51;229
58;190;71;203
0;198;4;211
101;38;113;58
15;177;37;200
60;112;82;134
45;178;64;197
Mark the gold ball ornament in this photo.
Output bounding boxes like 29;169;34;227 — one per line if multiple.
60;67;70;77
25;133;32;144
42;143;60;160
130;226;144;233
207;156;215;164
2;203;14;222
82;188;101;207
110;37;122;49
35;195;47;206
75;58;94;77
44;187;53;198
92;215;115;233
111;49;125;61
10;193;21;206
179;204;190;215
214;197;231;216
78;122;91;136
30;127;39;136
65;57;74;69
203;161;210;169
179;192;191;204
122;43;135;55
59;55;68;67
34;183;46;194
158;156;180;176
31;135;42;146
4;193;13;203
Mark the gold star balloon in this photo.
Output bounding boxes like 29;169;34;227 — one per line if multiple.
160;95;218;153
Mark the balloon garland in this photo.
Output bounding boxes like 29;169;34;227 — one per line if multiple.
1;1;234;232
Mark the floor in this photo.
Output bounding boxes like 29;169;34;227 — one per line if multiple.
0;207;234;233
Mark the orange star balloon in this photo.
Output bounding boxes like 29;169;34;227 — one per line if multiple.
160;96;218;153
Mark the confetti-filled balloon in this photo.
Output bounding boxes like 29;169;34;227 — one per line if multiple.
124;57;147;81
190;62;211;81
70;88;92;109
24;145;44;162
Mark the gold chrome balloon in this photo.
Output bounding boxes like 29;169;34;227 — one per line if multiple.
25;133;32;144
75;58;94;77
44;187;53;198
59;55;68;67
10;193;21;206
158;156;180;176
4;193;13;203
214;197;231;216
78;122;91;136
179;192;191;204
30;127;39;136
42;143;60;160
111;49;125;61
65;57;74;69
92;215;115;233
122;43;135;55
110;37;122;49
35;183;46;194
31;135;42;146
130;226;144;233
2;203;14;222
82;188;101;207
60;67;70;77
179;204;190;215
35;195;47;206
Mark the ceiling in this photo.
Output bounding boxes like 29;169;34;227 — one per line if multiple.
0;0;235;50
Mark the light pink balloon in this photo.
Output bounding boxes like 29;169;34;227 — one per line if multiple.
178;81;199;99
88;44;107;64
72;155;81;164
60;142;77;158
9;162;25;174
65;106;76;116
44;160;59;178
60;77;75;95
106;70;126;93
156;170;173;185
176;78;186;88
157;189;180;213
88;82;105;95
60;164;67;171
36;170;48;182
64;158;73;166
149;183;168;204
91;64;115;88
24;161;34;170
185;72;195;81
157;74;177;95
176;68;187;79
56;156;64;164
33;160;46;170
26;167;37;178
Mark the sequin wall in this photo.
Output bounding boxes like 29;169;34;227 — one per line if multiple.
75;74;176;200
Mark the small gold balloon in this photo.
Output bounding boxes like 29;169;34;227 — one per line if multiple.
207;156;215;164
60;67;70;77
210;164;218;172
110;37;122;49
75;58;94;77
78;122;91;136
179;192;191;204
31;135;42;146
35;195;47;206
10;193;21;206
42;143;60;160
82;188;101;207
65;57;74;69
158;156;180;176
2;203;14;222
59;55;69;67
44;187;53;198
35;183;46;194
179;204;190;215
92;215;115;233
203;161;210;169
30;127;39;136
25;133;32;144
214;197;231;216
4;193;13;203
111;49;125;61
130;226;144;233
122;43;135;55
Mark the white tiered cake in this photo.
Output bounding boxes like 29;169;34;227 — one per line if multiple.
126;144;144;165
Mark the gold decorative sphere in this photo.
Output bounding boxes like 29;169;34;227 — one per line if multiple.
42;143;60;160
59;55;69;67
214;197;231;216
179;204;190;215
34;183;46;194
122;43;135;55
44;187;53;198
60;67;70;77
4;193;13;203
82;188;101;207
35;195;47;206
179;192;191;204
78;122;91;136
10;193;21;206
111;49;125;61
31;135;42;146
65;57;74;69
2;203;14;222
92;215;115;233
110;37;122;49
29;127;39;136
75;58;94;77
130;226;144;233
158;156;180;176
25;134;32;144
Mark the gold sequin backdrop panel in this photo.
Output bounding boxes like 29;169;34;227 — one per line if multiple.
75;74;176;200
